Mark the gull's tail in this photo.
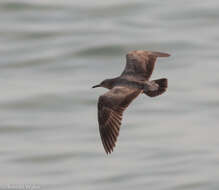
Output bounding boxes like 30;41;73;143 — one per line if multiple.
143;78;168;97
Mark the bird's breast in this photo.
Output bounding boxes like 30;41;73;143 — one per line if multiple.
114;78;144;90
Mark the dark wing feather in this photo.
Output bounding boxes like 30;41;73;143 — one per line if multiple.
121;50;170;81
98;86;141;154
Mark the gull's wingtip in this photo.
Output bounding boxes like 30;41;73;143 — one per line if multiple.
150;51;171;57
126;50;170;57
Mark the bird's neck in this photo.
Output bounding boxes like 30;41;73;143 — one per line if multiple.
106;77;119;89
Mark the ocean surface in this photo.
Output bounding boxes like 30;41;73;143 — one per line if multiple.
0;0;219;189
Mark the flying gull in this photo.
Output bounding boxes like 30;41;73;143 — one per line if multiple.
92;50;170;154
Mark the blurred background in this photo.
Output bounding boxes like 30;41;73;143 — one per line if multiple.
0;0;219;189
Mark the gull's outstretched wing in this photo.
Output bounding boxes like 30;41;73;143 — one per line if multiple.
121;50;170;81
98;86;141;154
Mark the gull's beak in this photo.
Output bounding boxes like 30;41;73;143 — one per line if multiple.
92;84;101;88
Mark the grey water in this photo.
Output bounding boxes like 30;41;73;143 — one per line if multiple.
0;0;219;189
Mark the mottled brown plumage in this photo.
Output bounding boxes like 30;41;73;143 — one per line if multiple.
93;50;170;154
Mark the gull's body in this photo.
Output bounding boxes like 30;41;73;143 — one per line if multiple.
93;50;170;154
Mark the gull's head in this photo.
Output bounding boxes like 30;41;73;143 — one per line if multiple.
92;79;114;89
